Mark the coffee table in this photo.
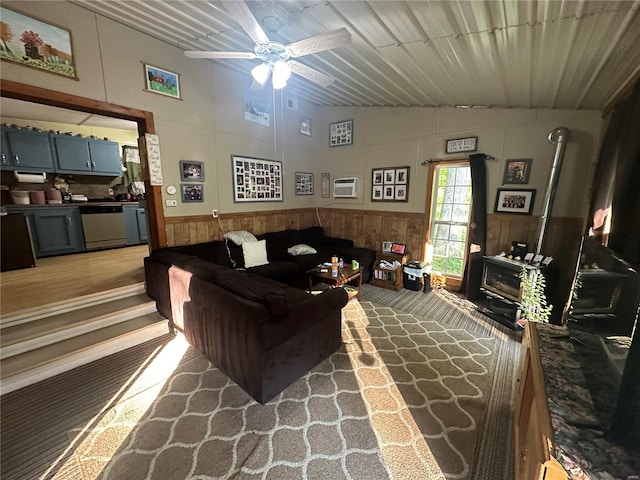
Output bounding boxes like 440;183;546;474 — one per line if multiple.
307;265;363;299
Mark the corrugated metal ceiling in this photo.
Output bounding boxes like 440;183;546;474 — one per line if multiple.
71;0;640;110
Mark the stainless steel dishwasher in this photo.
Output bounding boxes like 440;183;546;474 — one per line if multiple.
79;204;127;250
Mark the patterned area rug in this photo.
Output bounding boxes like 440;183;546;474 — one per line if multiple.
1;288;519;480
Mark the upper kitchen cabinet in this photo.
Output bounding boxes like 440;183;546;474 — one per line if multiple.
88;140;122;175
0;126;55;172
53;135;122;176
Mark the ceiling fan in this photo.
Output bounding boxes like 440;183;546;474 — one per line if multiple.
184;1;351;90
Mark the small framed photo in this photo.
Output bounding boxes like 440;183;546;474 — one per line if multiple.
395;185;407;201
299;115;312;136
495;188;536;214
446;136;477;154
372;185;383;200
382;241;393;253
295;172;314;195
181;183;203;203
329;119;353;147
144;63;181;99
395;168;408;184
391;243;407;255
383;169;395;184
502;159;532;184
321;173;330;198
383;185;395;199
180;160;204;182
372;169;384;185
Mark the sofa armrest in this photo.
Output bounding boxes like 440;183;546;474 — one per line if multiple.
322;236;354;250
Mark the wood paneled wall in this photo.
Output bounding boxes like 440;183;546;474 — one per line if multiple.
165;207;584;296
165;208;319;246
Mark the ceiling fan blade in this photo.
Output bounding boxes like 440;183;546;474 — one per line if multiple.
287;28;351;58
288;60;335;87
224;0;270;46
184;51;256;59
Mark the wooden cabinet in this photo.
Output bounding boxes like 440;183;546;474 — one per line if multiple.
1;126;55;172
9;206;85;258
124;204;148;245
370;252;410;290
514;323;568;480
53;135;122;176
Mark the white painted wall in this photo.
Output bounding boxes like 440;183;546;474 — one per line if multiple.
1;1;604;220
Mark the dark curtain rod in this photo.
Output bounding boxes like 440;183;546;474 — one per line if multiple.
421;154;496;165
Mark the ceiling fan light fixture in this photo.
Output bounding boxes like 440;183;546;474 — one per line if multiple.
251;62;272;85
272;60;291;89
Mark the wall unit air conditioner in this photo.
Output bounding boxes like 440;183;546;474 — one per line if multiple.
333;177;357;198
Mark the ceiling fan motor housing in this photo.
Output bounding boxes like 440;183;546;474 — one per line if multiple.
254;42;290;63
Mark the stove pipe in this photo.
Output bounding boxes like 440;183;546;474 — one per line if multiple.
535;127;569;255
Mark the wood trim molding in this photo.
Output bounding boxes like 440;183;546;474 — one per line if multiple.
0;80;166;249
164;208;316;224
318;207;423;219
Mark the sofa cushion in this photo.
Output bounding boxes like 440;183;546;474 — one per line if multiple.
300;226;325;249
258;230;301;261
183;259;289;316
246;260;299;282
242;240;269;268
224;230;257;245
287;243;317;256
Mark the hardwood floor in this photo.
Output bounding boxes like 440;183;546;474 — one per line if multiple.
0;245;149;314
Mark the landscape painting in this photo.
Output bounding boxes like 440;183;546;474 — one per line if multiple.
144;63;181;99
0;7;77;79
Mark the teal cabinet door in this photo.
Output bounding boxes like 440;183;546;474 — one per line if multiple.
1;127;14;169
136;207;148;242
88;140;122;175
4;129;55;172
30;207;85;257
124;205;147;245
52;135;92;173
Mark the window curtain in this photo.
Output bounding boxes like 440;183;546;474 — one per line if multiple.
588;81;640;268
461;153;488;299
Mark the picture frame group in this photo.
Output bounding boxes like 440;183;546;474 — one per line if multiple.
371;166;409;202
495;188;536;214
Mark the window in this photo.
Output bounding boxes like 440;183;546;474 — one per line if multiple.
429;164;472;278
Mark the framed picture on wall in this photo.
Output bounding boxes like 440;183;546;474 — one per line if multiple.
502;159;532;184
372;166;410;202
180;160;204;181
0;7;78;79
181;183;203;203
231;155;283;202
495;188;536;214
144;63;181;99
295;172;314;195
329;119;353;147
299;115;312;136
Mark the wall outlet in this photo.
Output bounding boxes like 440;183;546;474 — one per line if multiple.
165;199;177;207
212;209;219;218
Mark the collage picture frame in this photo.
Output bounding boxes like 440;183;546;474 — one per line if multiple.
295;172;314;195
372;166;409;202
495;188;536;214
329;119;353;147
231;155;283;203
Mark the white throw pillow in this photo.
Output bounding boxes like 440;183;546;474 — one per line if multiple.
224;230;257;246
287;243;318;256
242;240;269;268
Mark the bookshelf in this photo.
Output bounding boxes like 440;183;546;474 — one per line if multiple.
370;252;410;290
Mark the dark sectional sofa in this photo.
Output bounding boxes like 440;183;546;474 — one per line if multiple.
143;226;375;403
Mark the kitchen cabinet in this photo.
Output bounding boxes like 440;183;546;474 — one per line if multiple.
9;206;85;258
124;205;148;245
53;135;122;176
1;126;55;172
